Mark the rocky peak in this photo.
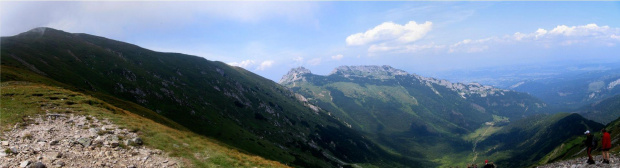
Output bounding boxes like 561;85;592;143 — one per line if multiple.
414;74;510;98
328;65;409;79
279;67;312;84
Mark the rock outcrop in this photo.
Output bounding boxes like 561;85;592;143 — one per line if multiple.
537;154;619;168
279;67;312;85
0;114;179;168
329;65;408;80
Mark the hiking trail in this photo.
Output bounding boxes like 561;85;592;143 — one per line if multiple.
471;125;493;163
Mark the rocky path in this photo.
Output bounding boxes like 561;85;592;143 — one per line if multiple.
537;154;619;168
471;125;493;163
0;114;179;168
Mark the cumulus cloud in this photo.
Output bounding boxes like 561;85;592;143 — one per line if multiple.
331;54;344;60
363;23;620;55
257;60;274;70
228;60;256;68
228;59;274;71
346;21;432;46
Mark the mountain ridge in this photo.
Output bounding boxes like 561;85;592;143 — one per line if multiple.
282;65;538;101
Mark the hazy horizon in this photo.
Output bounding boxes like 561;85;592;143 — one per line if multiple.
2;1;620;83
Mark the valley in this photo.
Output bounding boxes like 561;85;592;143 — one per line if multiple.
1;27;619;168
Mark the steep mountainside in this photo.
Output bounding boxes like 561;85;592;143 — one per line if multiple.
538;95;620;166
508;69;620;110
0;81;286;167
0;28;418;167
280;66;548;165
476;113;604;168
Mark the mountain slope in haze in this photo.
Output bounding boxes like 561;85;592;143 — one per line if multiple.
280;66;548;165
507;68;620;110
0;27;419;167
476;113;604;168
577;94;620;124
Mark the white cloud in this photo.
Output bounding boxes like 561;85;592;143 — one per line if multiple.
513;24;616;41
547;24;610;36
307;58;322;66
293;56;304;62
331;54;344;60
256;60;274;70
368;43;445;54
228;60;256;68
534;28;548;39
448;38;494;53
513;32;527;41
346;21;432;46
228;59;274;70
448;23;620;54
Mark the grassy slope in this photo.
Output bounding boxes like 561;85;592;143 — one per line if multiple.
1;65;186;131
0;81;288;167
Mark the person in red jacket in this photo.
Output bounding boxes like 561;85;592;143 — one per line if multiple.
601;129;611;164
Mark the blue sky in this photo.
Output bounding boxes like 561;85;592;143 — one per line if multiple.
2;1;620;82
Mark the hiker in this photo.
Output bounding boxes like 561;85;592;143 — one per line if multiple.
602;128;611;164
483;160;494;168
584;130;595;164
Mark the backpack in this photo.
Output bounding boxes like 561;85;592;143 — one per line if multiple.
592;136;598;148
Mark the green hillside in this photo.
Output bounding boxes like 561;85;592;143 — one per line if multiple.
1;27;419;167
538;95;620;166
476;113;604;167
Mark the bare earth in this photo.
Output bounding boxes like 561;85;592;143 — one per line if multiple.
0;114;180;168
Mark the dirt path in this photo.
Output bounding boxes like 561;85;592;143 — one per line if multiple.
471;125;493;163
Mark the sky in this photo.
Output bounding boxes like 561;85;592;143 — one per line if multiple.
2;1;620;82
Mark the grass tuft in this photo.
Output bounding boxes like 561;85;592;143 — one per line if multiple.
23;133;33;140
